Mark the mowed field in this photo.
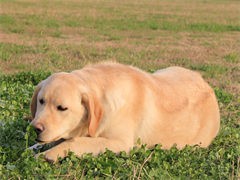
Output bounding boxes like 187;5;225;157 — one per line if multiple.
0;0;239;179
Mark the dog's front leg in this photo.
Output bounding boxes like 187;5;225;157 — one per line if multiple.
42;137;132;162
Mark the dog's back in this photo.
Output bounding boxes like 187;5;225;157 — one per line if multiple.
142;66;220;148
74;63;220;148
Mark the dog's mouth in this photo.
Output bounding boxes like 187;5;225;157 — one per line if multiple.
36;137;65;145
35;139;47;144
36;134;64;144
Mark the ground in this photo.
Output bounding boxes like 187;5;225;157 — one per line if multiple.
0;0;239;179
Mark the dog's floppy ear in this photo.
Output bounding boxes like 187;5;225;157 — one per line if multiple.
30;82;43;120
82;93;103;137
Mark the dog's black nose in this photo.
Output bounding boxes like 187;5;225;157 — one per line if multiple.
34;123;44;135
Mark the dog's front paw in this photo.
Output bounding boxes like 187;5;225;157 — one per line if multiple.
34;142;69;163
44;150;60;163
35;150;58;163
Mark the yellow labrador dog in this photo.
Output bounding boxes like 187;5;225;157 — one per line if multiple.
30;62;220;162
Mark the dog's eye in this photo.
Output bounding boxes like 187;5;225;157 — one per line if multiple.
39;99;45;105
57;105;68;111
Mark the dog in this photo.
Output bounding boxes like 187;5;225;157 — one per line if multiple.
30;62;220;162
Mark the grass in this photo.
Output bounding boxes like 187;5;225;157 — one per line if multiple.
0;72;239;179
1;11;240;35
190;64;229;78
0;43;34;61
0;0;239;179
224;53;239;63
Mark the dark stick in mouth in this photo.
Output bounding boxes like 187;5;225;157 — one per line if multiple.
28;138;65;153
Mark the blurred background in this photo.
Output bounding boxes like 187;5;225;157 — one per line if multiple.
0;0;239;112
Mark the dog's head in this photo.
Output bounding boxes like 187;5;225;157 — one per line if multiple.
30;72;103;144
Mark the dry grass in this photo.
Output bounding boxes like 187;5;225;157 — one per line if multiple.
0;0;239;95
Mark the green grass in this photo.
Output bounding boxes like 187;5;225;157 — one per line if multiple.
0;15;15;26
0;0;239;179
0;43;34;61
190;64;228;78
0;72;239;179
224;53;239;63
1;0;239;37
1;14;240;35
0;14;24;34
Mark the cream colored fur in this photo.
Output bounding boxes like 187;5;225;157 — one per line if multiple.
30;62;220;162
